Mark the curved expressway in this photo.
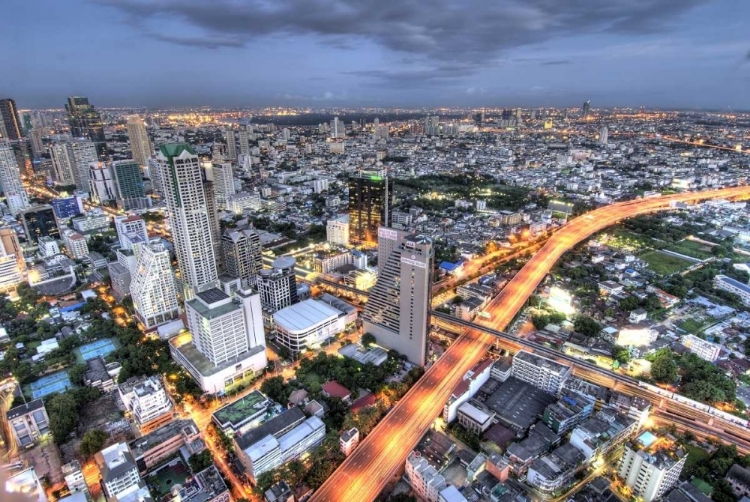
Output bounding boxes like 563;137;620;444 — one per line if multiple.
310;186;750;502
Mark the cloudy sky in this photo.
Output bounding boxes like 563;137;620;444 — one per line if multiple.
2;0;749;109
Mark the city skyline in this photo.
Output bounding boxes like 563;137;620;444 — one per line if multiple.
1;0;749;110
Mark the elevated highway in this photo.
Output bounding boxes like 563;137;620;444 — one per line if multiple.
310;186;750;502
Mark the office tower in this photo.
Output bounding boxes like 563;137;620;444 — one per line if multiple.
88;162;118;204
171;287;267;393
363;229;433;366
66;140;98;190
330;116;345;139
29;128;44;159
511;350;571;395
582;100;591;117
618;437;687;502
224;127;237;161
130;242;181;331
201;165;221;260
212;162;236;207
238;126;251;156
65;96;106;155
112;160;147;210
20;205;59;242
0;227;25;293
347;169;393;245
125;115;152;166
0;98;22;140
599;126;608;146
221;227;262;287
114;214;148;250
0;141;29;216
424;115;440;136
256;256;298;313
326;214;349;246
95;442;142;500
156;143;218;299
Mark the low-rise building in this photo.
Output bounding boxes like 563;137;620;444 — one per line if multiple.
212;390;277;436
725;464;750;500
681;334;721;362
443;359;493;423
542;389;595;435
340;427;360;457
457;402;495;434
715;275;750;306
7;399;50;448
128;419;201;474
264;480;294;502
526;443;586;493
175;465;229;502
511;350;571;395
96;442;142;501
569;408;637;462
62;460;87;494
273;299;346;352
84;356;116;392
618;434;688;502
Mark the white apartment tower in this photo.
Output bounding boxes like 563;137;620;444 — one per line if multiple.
0;141;29;216
119;376;173;425
114;214;149;250
511;350;572;395
255;256;299;313
126;115;152;166
618;442;687;502
70;140;98;191
49;142;77;185
156;143;219;299
326;214;350;246
130;242;181;331
62;229;89;259
330;116;345;139
95;442;141;501
0;227;25;293
238;126;251;156
88;162;118;204
212;162;236;207
221;227;262;287
362;228;434;366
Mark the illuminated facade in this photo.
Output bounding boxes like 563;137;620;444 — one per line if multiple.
0;141;29;216
126;115;152;166
347;170;393;244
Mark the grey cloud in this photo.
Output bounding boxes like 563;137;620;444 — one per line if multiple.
97;0;707;63
540;60;572;65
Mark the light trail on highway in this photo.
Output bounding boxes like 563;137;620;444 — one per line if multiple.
310;186;750;502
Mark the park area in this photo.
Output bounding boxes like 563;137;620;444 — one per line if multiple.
663;239;715;260
640;250;694;276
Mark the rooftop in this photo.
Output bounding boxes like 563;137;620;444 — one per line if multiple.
7;399;46;420
128;419;198;459
159;143;196;158
235;407;305;451
212;390;271;429
485;377;557;431
514;350;571;374
322;380;351;399
273;298;343;333
170;333;265;377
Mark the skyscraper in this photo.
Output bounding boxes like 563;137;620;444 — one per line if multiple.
65;96;106;155
49;143;77;185
0;99;22;140
599;126;608;146
125;115;151;167
111;160;147;209
224;127;237;161
238;126;251;156
114;214;148;250
362;228;433;366
130;242;181;331
20;205;59;242
88;162;118;204
201;165;222;260
211;162;236;207
330;117;345;139
0;141;29;216
221;227;262;287
582;100;591;117
347;169;393;245
69;140;98;190
156;143;218;299
255;256;298;314
29;128;44;159
0;227;25;293
424;115;440;136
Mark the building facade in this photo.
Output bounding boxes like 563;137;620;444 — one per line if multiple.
0;141;29;216
511;351;571;395
125;115;151;167
347;171;393;244
7;399;50;448
130;242;181;331
221;227;262;287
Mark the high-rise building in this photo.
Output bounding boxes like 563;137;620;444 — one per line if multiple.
0;227;25;293
125;115;152;167
61;229;89;259
238;126;251;156
20;205;59;242
130;242;181;331
330;116;345;139
147;157;164;196
326;214;349;246
201;165;222;261
88;162;118;204
255;256;299;314
0;98;22;140
29;128;45;159
95;442;141;501
221;227;262;287
112;160;147;210
424;115;440;136
156;143;219;299
49;142;76;185
171;287;267;393
69;140;98;190
582;100;591;117
118;376;173;429
599;126;608;146
212;162;236;207
347;170;393;245
362;228;433;366
65;96;106;155
618;436;687;502
224;127;237;161
0;141;29;216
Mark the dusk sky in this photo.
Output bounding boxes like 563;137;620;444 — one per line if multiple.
2;0;749;110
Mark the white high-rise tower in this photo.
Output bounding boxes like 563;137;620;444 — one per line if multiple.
126;115;152;166
156;143;219;299
130;242;181;331
0;141;29;216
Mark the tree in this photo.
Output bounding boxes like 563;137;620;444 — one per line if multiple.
47;392;79;443
650;352;678;383
618;297;640;311
68;363;88;386
188;450;213;473
361;333;376;347
261;376;286;404
389;495;418;502
574;315;601;337
531;314;550;330
612;346;631;364
79;429;108;457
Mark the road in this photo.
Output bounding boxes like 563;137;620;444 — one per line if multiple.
310;186;750;502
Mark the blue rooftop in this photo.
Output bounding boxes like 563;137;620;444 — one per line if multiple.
718;275;750;294
440;261;460;272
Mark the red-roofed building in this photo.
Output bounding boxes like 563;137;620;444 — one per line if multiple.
322;381;352;403
351;393;378;413
443;358;494;423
